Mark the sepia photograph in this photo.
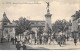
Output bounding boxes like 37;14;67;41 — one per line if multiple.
0;0;80;50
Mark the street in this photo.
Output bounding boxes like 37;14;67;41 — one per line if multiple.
26;40;80;50
0;42;36;50
0;40;80;50
0;42;16;50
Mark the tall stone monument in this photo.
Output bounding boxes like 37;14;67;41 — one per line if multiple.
44;2;52;35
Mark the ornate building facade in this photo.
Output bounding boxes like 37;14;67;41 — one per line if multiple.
0;12;46;42
0;12;16;42
71;10;80;39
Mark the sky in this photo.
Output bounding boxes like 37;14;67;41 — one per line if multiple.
0;0;80;23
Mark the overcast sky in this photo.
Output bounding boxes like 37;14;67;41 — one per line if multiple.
0;0;80;23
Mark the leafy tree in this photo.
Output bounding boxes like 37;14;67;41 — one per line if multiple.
52;19;68;35
14;17;31;35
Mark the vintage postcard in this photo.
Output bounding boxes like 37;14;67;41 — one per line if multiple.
0;0;80;50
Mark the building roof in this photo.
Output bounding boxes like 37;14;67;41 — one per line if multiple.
72;10;80;18
30;20;45;27
0;12;16;28
1;12;10;22
30;20;45;22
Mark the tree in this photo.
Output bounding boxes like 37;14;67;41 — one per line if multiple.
52;19;68;35
15;17;31;35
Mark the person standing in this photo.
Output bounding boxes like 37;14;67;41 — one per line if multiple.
58;35;62;47
22;42;27;50
74;38;77;46
11;37;14;44
62;35;66;45
16;41;21;50
79;37;80;42
66;36;69;41
1;37;3;43
48;37;51;45
11;38;13;42
15;37;17;44
35;37;37;45
40;38;42;45
8;35;10;42
13;38;15;45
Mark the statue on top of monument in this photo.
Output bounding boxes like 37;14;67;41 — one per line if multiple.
46;2;50;13
46;2;49;9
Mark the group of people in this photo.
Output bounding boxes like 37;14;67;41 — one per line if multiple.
55;34;80;46
24;35;66;45
55;35;67;46
25;36;53;45
11;37;27;50
24;34;79;47
10;33;79;50
16;41;27;50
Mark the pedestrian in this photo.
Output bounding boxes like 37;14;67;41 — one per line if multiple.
22;42;27;50
1;37;3;43
79;37;80;42
16;41;21;50
11;37;14;44
11;38;13;42
66;36;69;41
74;38;77;46
40;38;42;45
34;37;36;44
42;37;44;45
58;35;62;47
8;38;9;42
62;35;66;45
8;35;10;42
48;37;51;45
13;38;15;45
15;37;17;44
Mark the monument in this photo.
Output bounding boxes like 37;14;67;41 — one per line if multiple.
44;2;52;35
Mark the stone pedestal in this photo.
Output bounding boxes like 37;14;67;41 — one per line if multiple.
44;12;52;34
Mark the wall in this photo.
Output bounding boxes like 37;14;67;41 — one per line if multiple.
71;17;78;32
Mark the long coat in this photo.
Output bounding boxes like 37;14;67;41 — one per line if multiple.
74;39;77;43
22;45;27;50
16;43;21;50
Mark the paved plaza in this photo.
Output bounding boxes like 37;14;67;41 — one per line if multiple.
0;40;80;50
0;42;16;50
26;40;80;50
